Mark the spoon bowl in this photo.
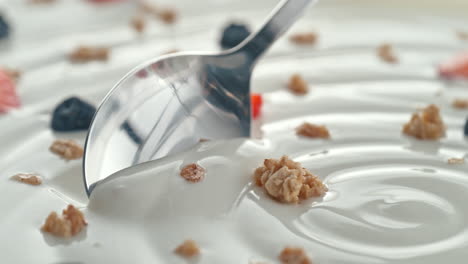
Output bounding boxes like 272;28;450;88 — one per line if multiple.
83;0;316;195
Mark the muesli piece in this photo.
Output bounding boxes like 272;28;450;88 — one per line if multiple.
402;104;445;140
180;163;205;183
10;173;42;185
131;15;146;33
448;158;465;164
296;122;330;139
288;74;308;95
69;46;109;63
158;8;177;24
41;205;87;238
452;99;468;109
377;43;398;64
49;139;84;160
174;239;200;258
253;156;327;203
289;32;318;45
279;247;312;264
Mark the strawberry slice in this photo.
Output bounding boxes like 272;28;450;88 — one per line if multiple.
0;69;20;113
438;52;468;79
251;93;263;119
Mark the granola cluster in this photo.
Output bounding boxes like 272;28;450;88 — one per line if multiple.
377;43;398;64
49;139;84;160
253;156;327;203
288;74;309;95
69;46;110;63
296;123;330;139
174;239;200;258
402;104;445;140
41;205;87;238
289;32;318;45
10;173;42;185
180;163;205;183
279;247;312;264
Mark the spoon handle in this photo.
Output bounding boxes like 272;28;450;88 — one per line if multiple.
237;0;316;63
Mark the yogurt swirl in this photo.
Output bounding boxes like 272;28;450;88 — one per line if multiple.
1;1;468;263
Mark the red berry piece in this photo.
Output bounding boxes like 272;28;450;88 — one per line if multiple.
251;93;263;119
439;52;468;79
0;69;20;114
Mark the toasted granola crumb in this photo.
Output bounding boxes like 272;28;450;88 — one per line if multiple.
279;247;311;264
69;46;109;63
10;173;42;185
3;67;21;82
402;104;445;140
377;43;398;64
174;239;200;258
457;31;468;40
158;8;177;24
140;2;177;24
452;99;468;109
296;122;330;139
180;163;205;183
49;139;84;160
253;156;327;203
288;74;308;95
289;32;318;45
448;157;465;164
162;49;180;55
41;205;87;238
131;15;146;33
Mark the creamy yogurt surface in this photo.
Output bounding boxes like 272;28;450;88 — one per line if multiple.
1;0;468;263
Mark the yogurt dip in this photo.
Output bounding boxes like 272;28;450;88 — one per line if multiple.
1;0;468;263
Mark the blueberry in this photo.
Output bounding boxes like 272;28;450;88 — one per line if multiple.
465;119;468;136
0;14;10;39
51;97;96;132
220;23;251;49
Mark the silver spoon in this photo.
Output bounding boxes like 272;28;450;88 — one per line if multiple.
83;0;315;195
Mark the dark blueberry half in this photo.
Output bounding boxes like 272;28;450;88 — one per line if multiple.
51;97;96;132
220;22;251;49
0;14;10;39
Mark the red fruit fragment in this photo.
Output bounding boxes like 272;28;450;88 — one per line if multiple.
251;93;263;119
438;52;468;79
0;70;20;114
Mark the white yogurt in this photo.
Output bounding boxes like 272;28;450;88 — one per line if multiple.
1;0;468;263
